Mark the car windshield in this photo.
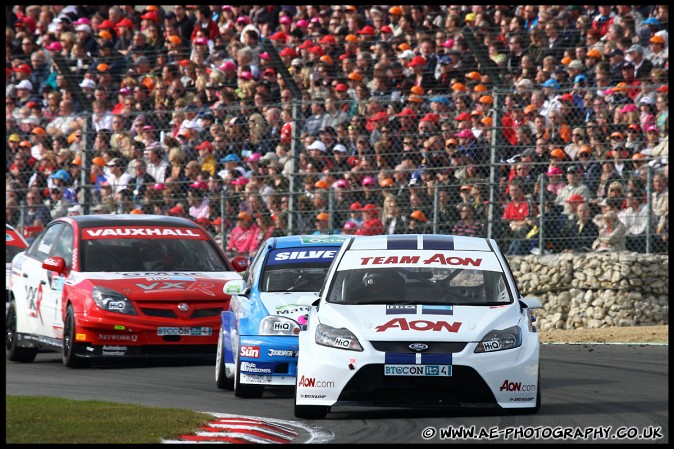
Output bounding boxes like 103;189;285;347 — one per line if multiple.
259;247;338;292
326;267;512;305
81;237;229;272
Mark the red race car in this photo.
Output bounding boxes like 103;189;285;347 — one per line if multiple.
7;214;247;368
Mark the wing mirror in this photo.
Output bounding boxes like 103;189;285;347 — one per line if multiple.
42;256;66;275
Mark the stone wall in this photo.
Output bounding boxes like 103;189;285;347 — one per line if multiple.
508;252;669;330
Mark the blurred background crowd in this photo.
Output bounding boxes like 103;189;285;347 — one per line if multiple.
5;5;669;257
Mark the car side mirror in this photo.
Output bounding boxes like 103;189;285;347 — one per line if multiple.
223;279;249;297
42;256;66;275
231;256;249;272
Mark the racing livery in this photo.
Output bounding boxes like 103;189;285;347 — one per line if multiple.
7;215;247;368
294;234;542;419
217;235;348;397
6;225;29;314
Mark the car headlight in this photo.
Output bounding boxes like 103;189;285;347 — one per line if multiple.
315;324;363;351
92;286;137;315
259;316;299;336
474;325;522;353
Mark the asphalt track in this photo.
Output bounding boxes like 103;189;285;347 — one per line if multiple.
5;344;668;444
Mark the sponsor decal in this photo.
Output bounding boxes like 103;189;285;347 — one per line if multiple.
499;380;536;392
272;321;293;331
375;318;462;333
135;281;216;296
240;339;263;345
99;334;138;342
301;394;327;399
50;276;65;292
510;397;535;402
386;305;417;315
268;349;297;357
240;361;273;374
82;227;206;240
102;345;128;351
421;305;453;315
274;304;310;315
240;374;273;384
333;337;352;348
157;327;212;336
145;276;195;281
384;365;451;376
6;233;14;242
297;375;335;388
267;246;339;265
482;341;501;351
240;346;260;358
299;235;348;244
359;254;482;266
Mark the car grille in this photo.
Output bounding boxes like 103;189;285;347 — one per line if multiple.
139;307;223;319
369;341;468;353
337;364;497;406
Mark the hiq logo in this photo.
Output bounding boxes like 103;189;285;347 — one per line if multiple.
273;322;292;331
240;346;260;358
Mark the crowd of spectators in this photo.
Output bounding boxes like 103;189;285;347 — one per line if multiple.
5;5;669;256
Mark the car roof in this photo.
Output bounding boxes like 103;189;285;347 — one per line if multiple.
267;235;350;250
344;234;495;252
56;214;202;229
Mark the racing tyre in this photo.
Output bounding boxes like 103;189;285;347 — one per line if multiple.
63;305;90;368
215;331;234;390
294;388;329;419
6;302;38;363
234;350;264;398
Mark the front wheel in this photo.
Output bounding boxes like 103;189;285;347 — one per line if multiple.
63;305;90;368
234;350;264;398
215;331;233;390
6;302;38;363
294;387;329;419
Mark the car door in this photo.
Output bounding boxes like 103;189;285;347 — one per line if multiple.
44;224;74;340
19;223;66;338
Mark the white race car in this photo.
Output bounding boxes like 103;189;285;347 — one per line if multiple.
294;234;542;419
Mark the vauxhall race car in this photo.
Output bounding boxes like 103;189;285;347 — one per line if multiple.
294;234;542;419
6;225;29;315
7;214;247;368
217;235;349;398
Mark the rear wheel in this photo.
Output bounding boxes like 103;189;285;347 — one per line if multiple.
294;387;329;419
62;305;90;368
5;302;38;363
234;350;264;398
215;331;233;390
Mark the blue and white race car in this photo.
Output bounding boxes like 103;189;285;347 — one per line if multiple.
294;234;542;419
216;234;349;397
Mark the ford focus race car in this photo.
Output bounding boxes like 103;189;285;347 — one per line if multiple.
294;234;542;419
217;235;349;398
6;225;29;315
7;215;247;368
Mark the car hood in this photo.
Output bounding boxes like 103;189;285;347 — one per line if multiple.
259;292;318;322
318;303;522;342
70;271;242;300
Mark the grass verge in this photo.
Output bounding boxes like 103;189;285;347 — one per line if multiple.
5;396;211;444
